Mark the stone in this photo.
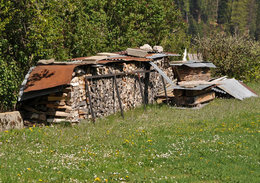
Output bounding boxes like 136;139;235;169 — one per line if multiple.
0;111;24;131
153;46;163;53
140;44;153;52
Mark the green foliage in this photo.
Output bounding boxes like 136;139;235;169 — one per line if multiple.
0;0;188;111
195;33;260;82
0;83;259;182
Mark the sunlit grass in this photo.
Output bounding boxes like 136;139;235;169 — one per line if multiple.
0;83;259;182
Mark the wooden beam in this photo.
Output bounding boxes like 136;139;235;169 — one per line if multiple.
85;70;155;80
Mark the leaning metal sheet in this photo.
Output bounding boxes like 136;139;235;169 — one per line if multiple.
217;79;258;100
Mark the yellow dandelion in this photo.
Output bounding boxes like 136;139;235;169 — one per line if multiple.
94;177;101;182
29;127;33;132
147;140;152;142
39;179;43;182
82;149;86;152
105;179;108;182
4;130;8;133
17;173;21;176
124;139;129;143
27;168;31;171
33;124;36;128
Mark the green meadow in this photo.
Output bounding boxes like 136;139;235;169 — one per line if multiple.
0;83;259;183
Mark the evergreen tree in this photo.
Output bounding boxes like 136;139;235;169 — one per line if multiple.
230;0;249;34
256;0;260;40
217;0;230;24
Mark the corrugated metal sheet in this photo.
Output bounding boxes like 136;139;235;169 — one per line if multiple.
170;61;216;68
147;54;168;59
217;79;258;100
23;65;78;93
171;84;215;91
147;53;181;59
164;52;181;57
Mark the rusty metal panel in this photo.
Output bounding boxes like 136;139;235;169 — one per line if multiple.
23;65;78;93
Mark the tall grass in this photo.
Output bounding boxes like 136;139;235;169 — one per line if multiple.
0;83;259;182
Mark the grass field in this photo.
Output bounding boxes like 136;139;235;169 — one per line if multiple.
0;83;259;183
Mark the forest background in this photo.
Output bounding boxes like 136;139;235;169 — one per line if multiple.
0;0;259;111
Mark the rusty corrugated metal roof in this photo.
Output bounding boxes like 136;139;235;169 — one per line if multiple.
24;65;78;93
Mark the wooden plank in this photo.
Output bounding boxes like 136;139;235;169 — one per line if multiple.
46;111;69;117
193;92;215;105
175;91;215;106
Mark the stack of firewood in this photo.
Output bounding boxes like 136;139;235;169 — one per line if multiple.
22;59;173;123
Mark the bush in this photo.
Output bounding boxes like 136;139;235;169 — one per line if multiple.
195;33;260;82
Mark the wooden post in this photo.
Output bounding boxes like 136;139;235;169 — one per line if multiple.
113;76;124;119
144;64;151;105
137;73;146;110
85;78;95;123
161;76;169;105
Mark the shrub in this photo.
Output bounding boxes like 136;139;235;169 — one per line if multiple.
195;33;260;82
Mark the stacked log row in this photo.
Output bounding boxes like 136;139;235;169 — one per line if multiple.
175;66;211;81
21;58;174;123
